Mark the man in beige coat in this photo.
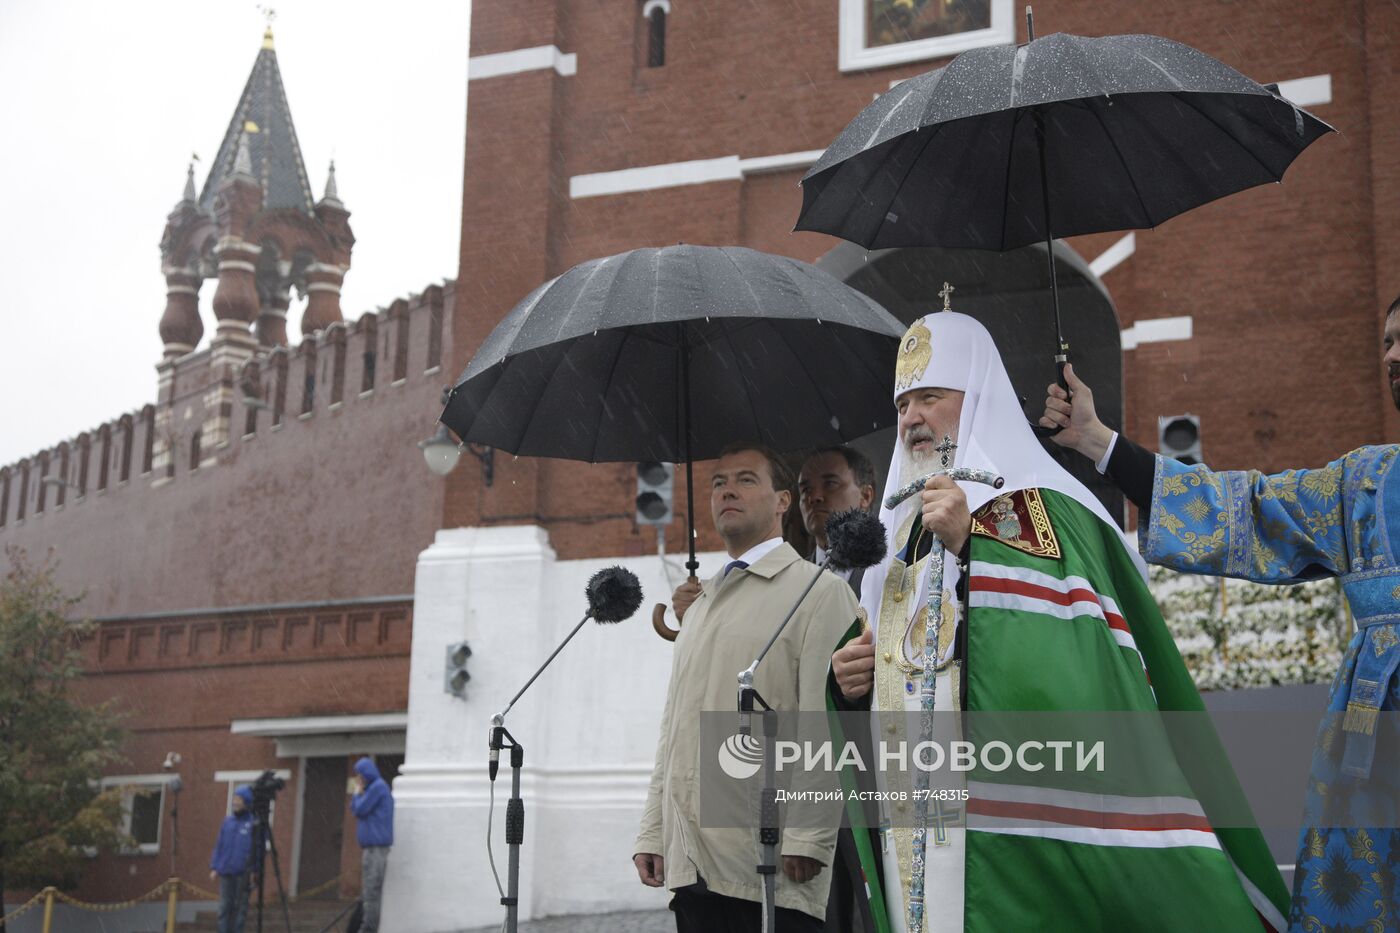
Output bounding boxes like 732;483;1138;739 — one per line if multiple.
634;443;860;932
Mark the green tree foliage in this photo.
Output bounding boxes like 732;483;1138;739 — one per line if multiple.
0;549;127;925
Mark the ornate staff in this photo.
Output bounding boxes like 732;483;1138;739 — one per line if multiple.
883;440;1003;933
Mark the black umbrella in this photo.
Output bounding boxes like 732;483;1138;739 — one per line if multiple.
796;14;1333;381
441;244;906;635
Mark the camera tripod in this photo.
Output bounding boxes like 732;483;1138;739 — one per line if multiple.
246;801;294;933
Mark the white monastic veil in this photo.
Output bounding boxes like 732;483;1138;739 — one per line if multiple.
859;311;1142;622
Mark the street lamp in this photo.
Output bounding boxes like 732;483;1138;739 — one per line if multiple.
418;425;462;476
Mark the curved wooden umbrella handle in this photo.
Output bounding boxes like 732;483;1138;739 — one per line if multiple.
651;574;699;642
652;602;679;642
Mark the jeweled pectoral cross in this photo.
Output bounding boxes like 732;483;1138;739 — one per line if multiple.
939;281;955;312
936;434;956;468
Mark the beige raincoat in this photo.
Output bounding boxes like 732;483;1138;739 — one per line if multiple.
634;542;859;920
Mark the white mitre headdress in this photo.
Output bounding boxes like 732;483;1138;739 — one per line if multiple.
860;309;1135;618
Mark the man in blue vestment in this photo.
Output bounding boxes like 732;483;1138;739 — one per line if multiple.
1040;293;1400;931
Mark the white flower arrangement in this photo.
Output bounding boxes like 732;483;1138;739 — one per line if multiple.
1149;566;1347;691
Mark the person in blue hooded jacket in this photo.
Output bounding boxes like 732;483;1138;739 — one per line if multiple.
209;785;254;933
351;757;394;933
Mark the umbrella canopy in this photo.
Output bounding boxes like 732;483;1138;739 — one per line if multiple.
796;31;1334;252
442;245;907;463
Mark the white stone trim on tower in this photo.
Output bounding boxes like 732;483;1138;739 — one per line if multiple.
1275;74;1332;108
1121;316;1193;351
1089;233;1136;279
570;148;827;199
469;46;577;81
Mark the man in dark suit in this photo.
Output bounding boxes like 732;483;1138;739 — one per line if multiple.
797;445;879;933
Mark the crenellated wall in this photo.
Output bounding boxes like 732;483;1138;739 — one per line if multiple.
0;282;455;617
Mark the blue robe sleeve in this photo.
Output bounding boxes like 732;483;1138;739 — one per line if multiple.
1138;453;1347;583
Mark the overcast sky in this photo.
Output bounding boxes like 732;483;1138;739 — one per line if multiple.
0;1;470;466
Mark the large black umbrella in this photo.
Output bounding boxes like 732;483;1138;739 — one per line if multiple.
441;244;906;634
796;19;1333;380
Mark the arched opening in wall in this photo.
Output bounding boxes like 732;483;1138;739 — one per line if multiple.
36;452;50;513
643;0;669;68
816;239;1127;524
119;415;134;483
190;429;202;471
16;461;28;521
97;424;111;491
140;406;156;475
76;434;90;497
55;443;70;507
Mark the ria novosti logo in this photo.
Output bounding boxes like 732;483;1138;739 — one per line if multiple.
717;733;763;780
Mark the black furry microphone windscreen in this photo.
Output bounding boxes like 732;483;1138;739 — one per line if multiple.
586;566;644;623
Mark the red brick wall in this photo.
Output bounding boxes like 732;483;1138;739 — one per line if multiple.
451;0;1398;557
63;601;411;902
0;287;453;617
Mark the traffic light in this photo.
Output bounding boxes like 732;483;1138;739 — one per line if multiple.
636;462;674;526
444;641;472;699
1158;415;1202;465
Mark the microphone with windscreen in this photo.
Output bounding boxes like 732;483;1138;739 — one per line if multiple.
489;566;642;780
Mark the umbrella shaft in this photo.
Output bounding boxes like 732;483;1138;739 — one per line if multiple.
680;322;699;572
1034;109;1067;357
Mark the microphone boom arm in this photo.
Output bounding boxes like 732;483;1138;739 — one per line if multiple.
491;611;591;727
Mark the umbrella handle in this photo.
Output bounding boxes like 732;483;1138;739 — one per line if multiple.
652;603;679;642
1031;352;1069;438
651;573;700;642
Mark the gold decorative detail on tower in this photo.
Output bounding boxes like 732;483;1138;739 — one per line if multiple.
939;281;955;312
259;5;277;48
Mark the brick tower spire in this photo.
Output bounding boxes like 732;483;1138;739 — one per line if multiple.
157;25;354;360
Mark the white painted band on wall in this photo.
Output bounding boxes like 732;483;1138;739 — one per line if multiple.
469;45;577;81
1121;315;1193;351
218;261;258;274
737;150;826;175
215;236;262;255
306;263;347;277
1275;74;1332;108
1088;232;1136;279
166;285;199;296
571;149;826;199
571;156;742;199
306;282;342;294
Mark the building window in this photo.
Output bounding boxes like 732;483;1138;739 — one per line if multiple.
101;775;174;855
190;430;202;470
643;0;669;68
839;0;1012;72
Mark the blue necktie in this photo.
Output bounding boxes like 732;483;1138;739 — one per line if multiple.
724;559;749;578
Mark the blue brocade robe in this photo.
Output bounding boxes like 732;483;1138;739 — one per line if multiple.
1141;446;1400;932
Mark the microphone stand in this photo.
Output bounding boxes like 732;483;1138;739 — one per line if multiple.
488;611;593;933
736;564;828;933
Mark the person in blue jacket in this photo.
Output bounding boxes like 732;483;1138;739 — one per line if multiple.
351;757;394;933
209;786;255;933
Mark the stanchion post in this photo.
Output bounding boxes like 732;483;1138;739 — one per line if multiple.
40;888;55;933
165;879;180;933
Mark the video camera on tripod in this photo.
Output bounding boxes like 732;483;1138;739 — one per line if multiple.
249;769;285;817
245;769;293;933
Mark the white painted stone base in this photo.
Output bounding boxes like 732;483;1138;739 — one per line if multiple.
381;525;725;932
